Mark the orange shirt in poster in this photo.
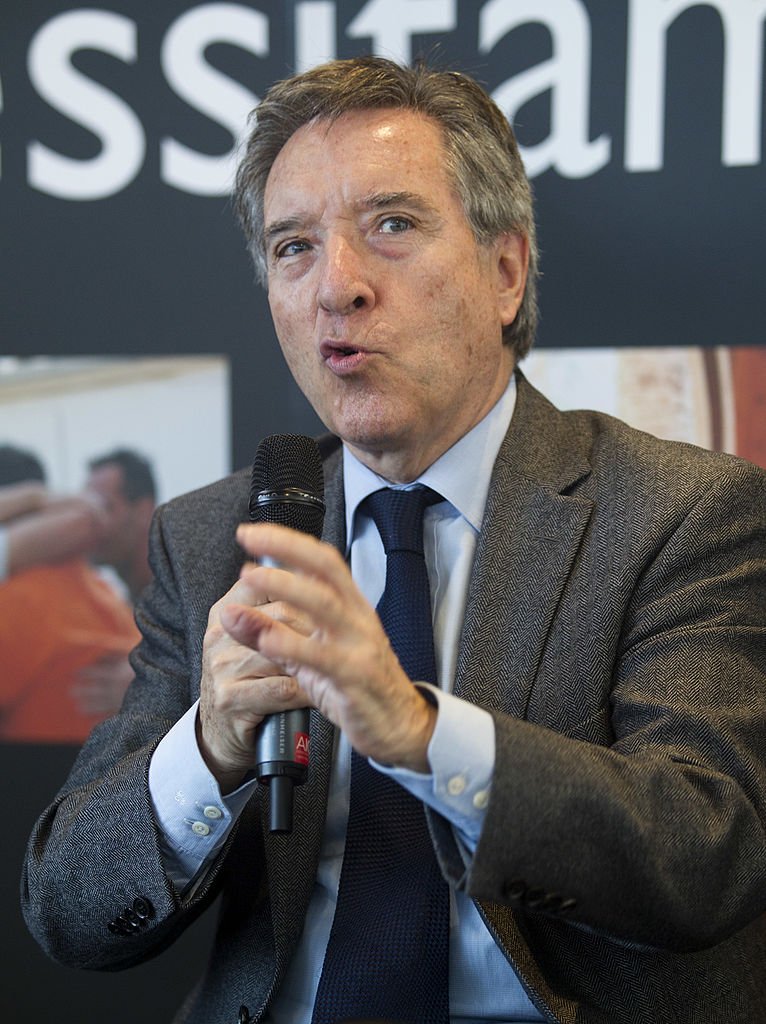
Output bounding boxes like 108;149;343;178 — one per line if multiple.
0;560;139;743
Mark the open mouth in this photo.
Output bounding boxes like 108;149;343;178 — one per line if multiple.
321;340;360;359
320;341;368;375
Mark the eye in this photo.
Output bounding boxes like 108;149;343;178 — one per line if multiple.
275;238;312;258
378;216;413;234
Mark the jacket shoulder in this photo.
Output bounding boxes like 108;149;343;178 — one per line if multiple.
514;370;765;505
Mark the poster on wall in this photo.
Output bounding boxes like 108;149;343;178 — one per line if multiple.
0;355;229;744
524;345;766;471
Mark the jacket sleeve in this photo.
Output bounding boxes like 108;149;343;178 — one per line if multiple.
430;456;766;953
20;496;247;970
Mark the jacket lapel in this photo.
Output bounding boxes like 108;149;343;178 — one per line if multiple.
454;373;593;721
456;375;592;1024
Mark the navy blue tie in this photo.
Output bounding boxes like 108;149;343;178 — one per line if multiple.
311;487;449;1024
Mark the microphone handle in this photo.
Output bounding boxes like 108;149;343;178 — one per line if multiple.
253;555;310;833
254;707;310;832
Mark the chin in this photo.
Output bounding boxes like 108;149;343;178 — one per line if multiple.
325;396;410;448
333;417;407;454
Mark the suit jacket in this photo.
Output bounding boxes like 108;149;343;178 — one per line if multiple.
22;373;766;1023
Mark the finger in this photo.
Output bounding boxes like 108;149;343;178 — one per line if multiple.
218;605;325;683
207;565;268;627
238;563;350;636
219;602;292;651
234;577;317;638
202;667;312;718
220;602;376;688
203;621;290;681
236;524;361;601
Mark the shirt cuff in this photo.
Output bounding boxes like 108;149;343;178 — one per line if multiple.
371;685;495;852
148;701;257;894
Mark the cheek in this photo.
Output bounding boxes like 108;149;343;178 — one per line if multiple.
426;258;479;317
269;297;313;364
268;292;291;342
422;277;476;355
277;339;317;401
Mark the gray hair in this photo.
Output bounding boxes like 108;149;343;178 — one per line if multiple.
234;56;539;360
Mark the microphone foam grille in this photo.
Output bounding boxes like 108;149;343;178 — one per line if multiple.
250;434;324;495
249;434;325;539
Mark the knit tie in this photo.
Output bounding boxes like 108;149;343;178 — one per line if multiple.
311;486;450;1024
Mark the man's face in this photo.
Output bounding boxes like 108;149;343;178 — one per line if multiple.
86;464;136;564
263;108;527;481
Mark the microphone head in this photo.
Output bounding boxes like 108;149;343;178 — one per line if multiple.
249;434;325;539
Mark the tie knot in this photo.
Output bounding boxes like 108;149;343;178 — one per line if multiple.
362;487;441;555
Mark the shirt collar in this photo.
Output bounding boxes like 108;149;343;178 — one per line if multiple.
343;374;517;547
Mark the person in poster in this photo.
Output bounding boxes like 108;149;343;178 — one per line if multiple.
0;445;138;743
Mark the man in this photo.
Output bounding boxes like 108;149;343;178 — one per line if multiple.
85;448;157;602
0;445;105;578
21;57;766;1023
0;446;138;742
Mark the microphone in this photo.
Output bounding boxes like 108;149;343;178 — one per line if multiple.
249;433;326;833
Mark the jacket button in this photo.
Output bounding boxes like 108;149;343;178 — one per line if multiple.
543;893;564;912
119;913;140;933
133;897;154;920
108;916;133;935
524;887;547;909
108;897;155;936
504;879;526;902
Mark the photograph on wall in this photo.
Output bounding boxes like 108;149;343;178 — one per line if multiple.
0;355;230;744
524;345;766;470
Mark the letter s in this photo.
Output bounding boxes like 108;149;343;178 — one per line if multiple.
27;10;144;200
161;3;267;196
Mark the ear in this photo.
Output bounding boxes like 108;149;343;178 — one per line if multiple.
494;232;529;329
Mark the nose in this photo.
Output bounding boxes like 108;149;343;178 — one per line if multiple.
317;235;375;316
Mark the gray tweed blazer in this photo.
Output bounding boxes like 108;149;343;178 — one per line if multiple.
22;373;766;1023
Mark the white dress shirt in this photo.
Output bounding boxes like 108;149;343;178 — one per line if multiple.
148;374;544;1023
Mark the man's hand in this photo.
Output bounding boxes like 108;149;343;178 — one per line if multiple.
199;522;436;792
199;570;313;792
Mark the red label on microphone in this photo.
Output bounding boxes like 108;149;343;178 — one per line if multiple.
294;732;310;765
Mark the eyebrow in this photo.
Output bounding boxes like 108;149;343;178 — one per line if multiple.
356;190;438;217
264;217;307;245
264;191;439;245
